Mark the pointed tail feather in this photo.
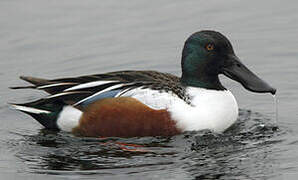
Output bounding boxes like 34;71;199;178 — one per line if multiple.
11;76;79;94
9;85;36;89
11;104;51;114
10;100;65;130
9;76;49;90
19;76;51;86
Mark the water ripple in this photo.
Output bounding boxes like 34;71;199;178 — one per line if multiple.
2;109;287;179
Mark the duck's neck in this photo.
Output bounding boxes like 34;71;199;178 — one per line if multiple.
180;74;225;91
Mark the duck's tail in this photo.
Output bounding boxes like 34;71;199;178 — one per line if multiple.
10;76;50;89
10;99;65;130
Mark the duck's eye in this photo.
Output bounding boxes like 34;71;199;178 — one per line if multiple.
205;43;214;51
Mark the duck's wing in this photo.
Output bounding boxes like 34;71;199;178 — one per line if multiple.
11;71;187;109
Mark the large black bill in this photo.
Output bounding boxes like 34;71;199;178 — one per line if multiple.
222;55;276;95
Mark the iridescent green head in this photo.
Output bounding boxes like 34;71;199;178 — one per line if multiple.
181;30;276;94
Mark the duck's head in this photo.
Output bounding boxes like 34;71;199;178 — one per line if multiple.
181;30;276;94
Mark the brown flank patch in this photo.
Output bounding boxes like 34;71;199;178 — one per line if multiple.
72;97;181;137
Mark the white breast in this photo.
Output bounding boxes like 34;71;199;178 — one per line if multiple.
169;87;238;133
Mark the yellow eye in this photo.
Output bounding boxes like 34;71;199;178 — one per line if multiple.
205;44;214;51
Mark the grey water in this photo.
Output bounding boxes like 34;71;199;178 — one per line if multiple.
0;0;297;179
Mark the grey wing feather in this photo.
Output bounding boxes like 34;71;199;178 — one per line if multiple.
11;70;186;107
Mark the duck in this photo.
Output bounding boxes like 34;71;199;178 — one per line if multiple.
11;30;276;137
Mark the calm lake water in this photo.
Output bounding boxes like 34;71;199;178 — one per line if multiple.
1;0;298;179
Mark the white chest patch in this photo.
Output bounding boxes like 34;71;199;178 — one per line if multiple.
169;87;238;133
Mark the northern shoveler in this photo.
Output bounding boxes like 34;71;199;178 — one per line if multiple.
11;30;276;137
